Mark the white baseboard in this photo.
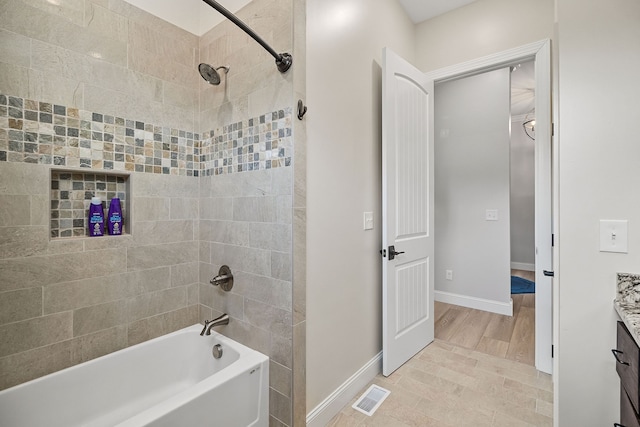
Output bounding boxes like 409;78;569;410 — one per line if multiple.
511;262;535;272
435;290;513;316
306;351;382;427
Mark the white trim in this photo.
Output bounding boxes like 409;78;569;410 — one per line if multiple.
306;352;382;427
511;262;535;272
424;38;553;376
435;290;513;316
424;39;548;82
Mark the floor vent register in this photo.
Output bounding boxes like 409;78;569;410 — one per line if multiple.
352;384;391;416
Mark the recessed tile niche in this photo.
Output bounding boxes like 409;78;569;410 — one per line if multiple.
50;169;130;239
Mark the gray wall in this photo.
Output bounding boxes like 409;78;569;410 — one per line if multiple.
434;67;512;308
306;0;416;412
510;116;535;268
556;0;640;424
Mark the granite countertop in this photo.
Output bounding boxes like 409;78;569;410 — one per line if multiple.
614;273;640;346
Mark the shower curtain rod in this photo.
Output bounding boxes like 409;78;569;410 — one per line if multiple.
201;0;292;73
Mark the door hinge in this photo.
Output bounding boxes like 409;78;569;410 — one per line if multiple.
551;234;554;247
552;123;555;136
552;345;554;358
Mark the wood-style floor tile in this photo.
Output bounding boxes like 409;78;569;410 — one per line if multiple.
329;270;550;426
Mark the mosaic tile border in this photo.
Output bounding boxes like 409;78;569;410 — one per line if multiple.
0;94;199;176
200;108;293;176
0;94;293;177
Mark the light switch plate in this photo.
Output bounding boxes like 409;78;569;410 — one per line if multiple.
364;212;374;230
599;220;628;253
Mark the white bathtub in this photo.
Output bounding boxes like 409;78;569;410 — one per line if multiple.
0;324;269;427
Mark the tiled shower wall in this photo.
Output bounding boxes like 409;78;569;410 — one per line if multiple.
197;1;299;425
0;0;301;426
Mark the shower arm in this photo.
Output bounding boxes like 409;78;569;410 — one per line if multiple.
201;0;292;73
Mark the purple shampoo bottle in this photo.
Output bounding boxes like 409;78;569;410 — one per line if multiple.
107;198;123;235
88;197;104;237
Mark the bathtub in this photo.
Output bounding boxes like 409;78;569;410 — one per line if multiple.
0;324;269;427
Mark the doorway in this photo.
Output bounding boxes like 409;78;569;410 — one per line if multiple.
424;40;553;374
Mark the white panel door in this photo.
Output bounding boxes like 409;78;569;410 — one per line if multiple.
382;47;434;377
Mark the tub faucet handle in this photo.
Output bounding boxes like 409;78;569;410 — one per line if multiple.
210;265;234;291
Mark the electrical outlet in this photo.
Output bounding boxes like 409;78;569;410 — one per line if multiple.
446;270;453;281
486;209;498;221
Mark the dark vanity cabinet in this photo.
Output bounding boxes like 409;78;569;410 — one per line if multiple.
614;321;640;427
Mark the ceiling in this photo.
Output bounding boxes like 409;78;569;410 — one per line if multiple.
398;0;479;23
125;0;481;35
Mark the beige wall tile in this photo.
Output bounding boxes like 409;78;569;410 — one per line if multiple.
199;197;233;220
244;298;292;339
0;162;48;195
133;197;170;221
275;195;292;225
271;251;292;281
126;287;187;322
27;67;84;108
133;220;194;245
292;320;306;427
0;312;72;358
0;195;31;226
171;261;199;288
233;271;291;312
126;241;198;271
0;337;81;390
199;284;244;319
224;317;270;357
134;174;198;199
30;194;48;226
187;283;199;305
47;248;127;284
293;207;306;323
0;288;42;325
270;333;292;368
233;196;276;222
249;222;292;252
22;0;84;26
84;2;128;43
170;197;199;220
270;360;292;397
210;242;271;277
0;62;29;99
270;388;292;426
0;226;48;259
83;235;134;251
76;324;128;363
127;305;198;346
45;272;128;314
205;220;250;246
0;256;49;292
0;29;31;68
73;300;127;337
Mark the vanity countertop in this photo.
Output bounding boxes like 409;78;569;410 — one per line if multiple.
614;273;640;347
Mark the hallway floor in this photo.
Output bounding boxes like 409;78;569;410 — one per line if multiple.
328;270;552;426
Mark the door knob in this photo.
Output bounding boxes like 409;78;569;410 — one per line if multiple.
388;245;405;261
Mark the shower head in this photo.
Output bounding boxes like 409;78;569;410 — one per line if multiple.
198;63;229;85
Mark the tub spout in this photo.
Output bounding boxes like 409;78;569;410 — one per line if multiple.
200;313;230;336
